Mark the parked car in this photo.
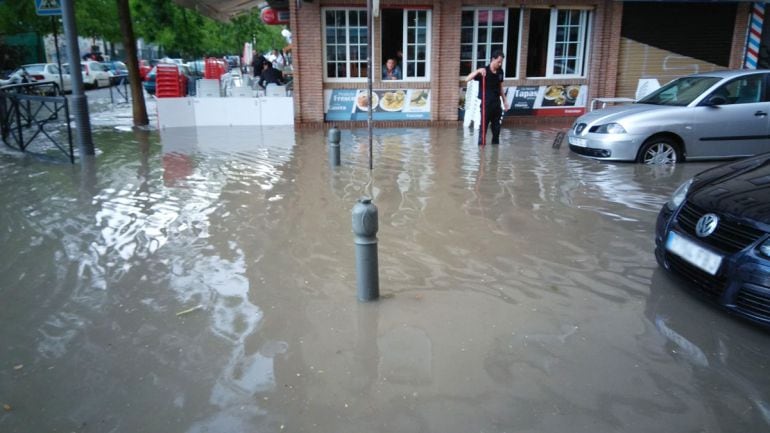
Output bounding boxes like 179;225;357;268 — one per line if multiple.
568;69;770;164
63;61;111;89
101;60;128;84
2;63;71;92
655;152;770;329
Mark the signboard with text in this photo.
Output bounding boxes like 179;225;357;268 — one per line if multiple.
324;89;431;121
503;84;589;117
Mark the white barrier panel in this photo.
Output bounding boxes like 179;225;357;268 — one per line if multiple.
157;96;293;128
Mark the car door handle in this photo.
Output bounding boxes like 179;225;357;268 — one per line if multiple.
755;110;767;117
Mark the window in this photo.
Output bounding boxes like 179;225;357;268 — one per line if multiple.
709;75;766;105
460;8;521;78
526;8;591;78
323;9;368;81
381;8;432;80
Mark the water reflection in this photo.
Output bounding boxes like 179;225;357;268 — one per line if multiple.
1;125;769;432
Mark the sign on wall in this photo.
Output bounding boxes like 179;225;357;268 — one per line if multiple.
504;84;588;117
324;89;431;121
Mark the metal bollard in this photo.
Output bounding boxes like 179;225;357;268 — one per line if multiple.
328;125;341;166
352;197;379;301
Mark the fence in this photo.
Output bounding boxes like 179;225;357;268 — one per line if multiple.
0;82;74;163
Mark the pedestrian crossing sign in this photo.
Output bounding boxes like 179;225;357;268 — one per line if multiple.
35;0;62;16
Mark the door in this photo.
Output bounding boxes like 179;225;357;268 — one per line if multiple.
49;64;71;92
689;74;770;158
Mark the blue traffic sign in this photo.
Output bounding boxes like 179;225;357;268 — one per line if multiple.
35;0;62;16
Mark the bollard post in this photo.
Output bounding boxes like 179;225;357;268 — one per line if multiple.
328;125;341;166
352;197;379;301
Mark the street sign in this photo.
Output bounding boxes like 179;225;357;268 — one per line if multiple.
35;0;62;16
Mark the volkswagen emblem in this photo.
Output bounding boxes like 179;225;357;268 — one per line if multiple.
695;213;719;237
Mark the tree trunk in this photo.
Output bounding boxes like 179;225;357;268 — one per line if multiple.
116;0;148;126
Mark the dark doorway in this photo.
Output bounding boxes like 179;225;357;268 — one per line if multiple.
381;9;404;70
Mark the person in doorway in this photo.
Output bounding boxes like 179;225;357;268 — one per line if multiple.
258;62;284;89
465;51;508;145
381;58;401;80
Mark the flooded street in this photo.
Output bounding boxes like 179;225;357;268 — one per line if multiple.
1;123;769;433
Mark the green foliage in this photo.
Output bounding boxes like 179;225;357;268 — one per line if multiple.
130;0;284;59
0;1;51;35
0;0;286;60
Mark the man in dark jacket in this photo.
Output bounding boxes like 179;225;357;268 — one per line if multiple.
251;51;268;78
258;62;284;89
465;50;509;145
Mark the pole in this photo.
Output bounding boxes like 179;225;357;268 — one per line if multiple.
367;0;373;171
481;73;486;146
52;17;64;93
61;0;95;156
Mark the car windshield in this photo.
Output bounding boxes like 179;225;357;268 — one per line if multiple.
638;76;721;106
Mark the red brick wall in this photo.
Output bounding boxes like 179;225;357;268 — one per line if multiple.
290;1;631;125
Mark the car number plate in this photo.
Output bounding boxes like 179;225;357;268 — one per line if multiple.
568;136;586;147
665;231;722;275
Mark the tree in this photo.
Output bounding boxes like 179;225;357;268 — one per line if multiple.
116;0;148;127
0;1;51;35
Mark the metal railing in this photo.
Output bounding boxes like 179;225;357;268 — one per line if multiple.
0;82;74;163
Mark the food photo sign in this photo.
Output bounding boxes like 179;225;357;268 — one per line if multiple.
503;84;588;117
324;89;431;121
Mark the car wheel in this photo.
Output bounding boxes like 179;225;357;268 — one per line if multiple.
638;137;681;165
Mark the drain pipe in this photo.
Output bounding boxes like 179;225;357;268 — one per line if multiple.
61;0;94;157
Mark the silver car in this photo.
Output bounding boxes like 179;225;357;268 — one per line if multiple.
568;70;770;164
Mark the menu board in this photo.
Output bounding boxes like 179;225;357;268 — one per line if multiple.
324;89;431;121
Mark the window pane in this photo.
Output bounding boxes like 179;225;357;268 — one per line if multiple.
479;10;489;24
326;10;335;26
417;28;426;44
416;45;426;60
461;29;474;44
417;63;425;76
349;11;358;26
492;28;504;43
462;11;474;26
478;28;488;44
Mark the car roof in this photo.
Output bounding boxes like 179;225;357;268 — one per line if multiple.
688;69;770;79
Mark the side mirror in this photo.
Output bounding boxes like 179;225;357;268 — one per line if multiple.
706;95;727;106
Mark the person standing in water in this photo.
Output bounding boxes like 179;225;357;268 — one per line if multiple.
465;51;508;145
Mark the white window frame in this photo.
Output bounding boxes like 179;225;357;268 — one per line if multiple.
322;7;369;83
539;8;592;78
400;9;432;81
460;8;521;79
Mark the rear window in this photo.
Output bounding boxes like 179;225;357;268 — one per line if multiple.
23;65;44;73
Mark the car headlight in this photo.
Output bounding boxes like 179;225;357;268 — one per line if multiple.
594;123;627;134
666;178;693;211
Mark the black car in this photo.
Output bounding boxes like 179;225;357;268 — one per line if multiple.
655;153;770;329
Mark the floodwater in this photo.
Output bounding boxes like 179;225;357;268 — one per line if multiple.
1;121;769;433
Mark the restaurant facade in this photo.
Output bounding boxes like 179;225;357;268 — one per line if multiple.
285;0;755;126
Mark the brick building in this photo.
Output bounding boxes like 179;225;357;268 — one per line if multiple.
278;0;754;126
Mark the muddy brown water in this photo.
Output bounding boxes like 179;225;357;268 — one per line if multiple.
1;125;769;433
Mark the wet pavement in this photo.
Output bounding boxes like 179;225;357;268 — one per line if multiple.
1;116;770;432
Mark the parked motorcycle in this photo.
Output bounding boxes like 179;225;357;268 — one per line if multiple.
0;68;36;87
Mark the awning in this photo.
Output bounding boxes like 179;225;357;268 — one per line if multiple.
171;0;289;22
